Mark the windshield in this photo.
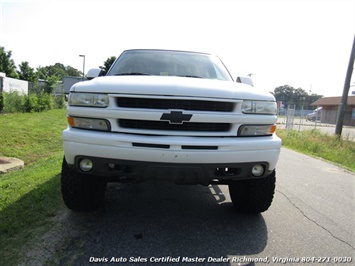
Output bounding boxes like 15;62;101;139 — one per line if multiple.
107;50;233;81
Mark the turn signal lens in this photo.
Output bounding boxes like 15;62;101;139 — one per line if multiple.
239;125;276;136
270;125;276;134
68;116;110;131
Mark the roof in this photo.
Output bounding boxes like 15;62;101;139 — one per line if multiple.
311;96;355;106
123;49;213;56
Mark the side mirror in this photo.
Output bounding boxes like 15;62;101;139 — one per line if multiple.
236;76;254;86
86;68;102;80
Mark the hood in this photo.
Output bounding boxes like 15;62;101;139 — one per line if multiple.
71;76;275;101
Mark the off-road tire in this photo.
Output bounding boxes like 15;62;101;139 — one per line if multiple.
61;157;107;211
228;170;276;213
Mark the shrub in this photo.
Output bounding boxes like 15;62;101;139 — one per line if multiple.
54;95;65;109
23;94;38;112
53;89;66;109
0;92;4;112
36;92;54;112
2;91;24;113
1;91;64;114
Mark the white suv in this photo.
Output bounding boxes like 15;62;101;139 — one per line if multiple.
61;49;282;213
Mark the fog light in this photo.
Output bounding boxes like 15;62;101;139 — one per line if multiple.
251;164;264;177
79;159;93;172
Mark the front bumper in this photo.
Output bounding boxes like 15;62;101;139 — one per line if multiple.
63;128;282;184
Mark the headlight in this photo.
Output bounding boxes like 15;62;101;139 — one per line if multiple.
69;93;109;107
68;117;111;131
239;124;276;136
242;101;277;114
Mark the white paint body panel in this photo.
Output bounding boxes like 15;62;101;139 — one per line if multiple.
63;72;282;175
63;128;281;171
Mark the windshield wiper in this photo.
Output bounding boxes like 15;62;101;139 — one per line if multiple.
176;75;202;78
115;72;151;76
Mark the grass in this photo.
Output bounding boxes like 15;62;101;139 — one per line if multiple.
0;109;67;265
277;128;355;172
0;109;67;165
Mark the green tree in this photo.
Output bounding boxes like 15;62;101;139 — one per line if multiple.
0;46;19;78
273;85;323;109
37;63;81;80
36;63;81;94
18;61;37;82
36;66;47;80
294;88;308;108
66;65;82;76
100;56;116;75
37;65;52;80
51;63;67;77
307;93;323;109
273;85;296;108
44;75;60;94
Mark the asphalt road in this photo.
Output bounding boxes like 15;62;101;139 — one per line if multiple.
53;148;354;266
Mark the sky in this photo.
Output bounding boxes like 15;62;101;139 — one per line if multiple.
0;0;354;97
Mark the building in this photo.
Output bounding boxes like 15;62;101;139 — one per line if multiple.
311;96;355;126
0;72;28;95
62;76;83;94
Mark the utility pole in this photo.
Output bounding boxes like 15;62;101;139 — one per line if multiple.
79;55;86;80
335;34;355;137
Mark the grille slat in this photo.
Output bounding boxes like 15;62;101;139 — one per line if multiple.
119;119;230;132
117;97;234;112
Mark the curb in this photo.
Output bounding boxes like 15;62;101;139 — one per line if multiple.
0;157;24;174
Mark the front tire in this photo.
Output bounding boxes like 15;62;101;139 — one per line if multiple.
61;157;107;211
228;170;276;213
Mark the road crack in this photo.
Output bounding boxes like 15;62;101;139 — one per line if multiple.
276;190;354;251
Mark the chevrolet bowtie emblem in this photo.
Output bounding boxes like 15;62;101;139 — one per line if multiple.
160;111;192;124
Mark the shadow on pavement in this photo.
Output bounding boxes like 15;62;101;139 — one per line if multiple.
58;182;268;265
